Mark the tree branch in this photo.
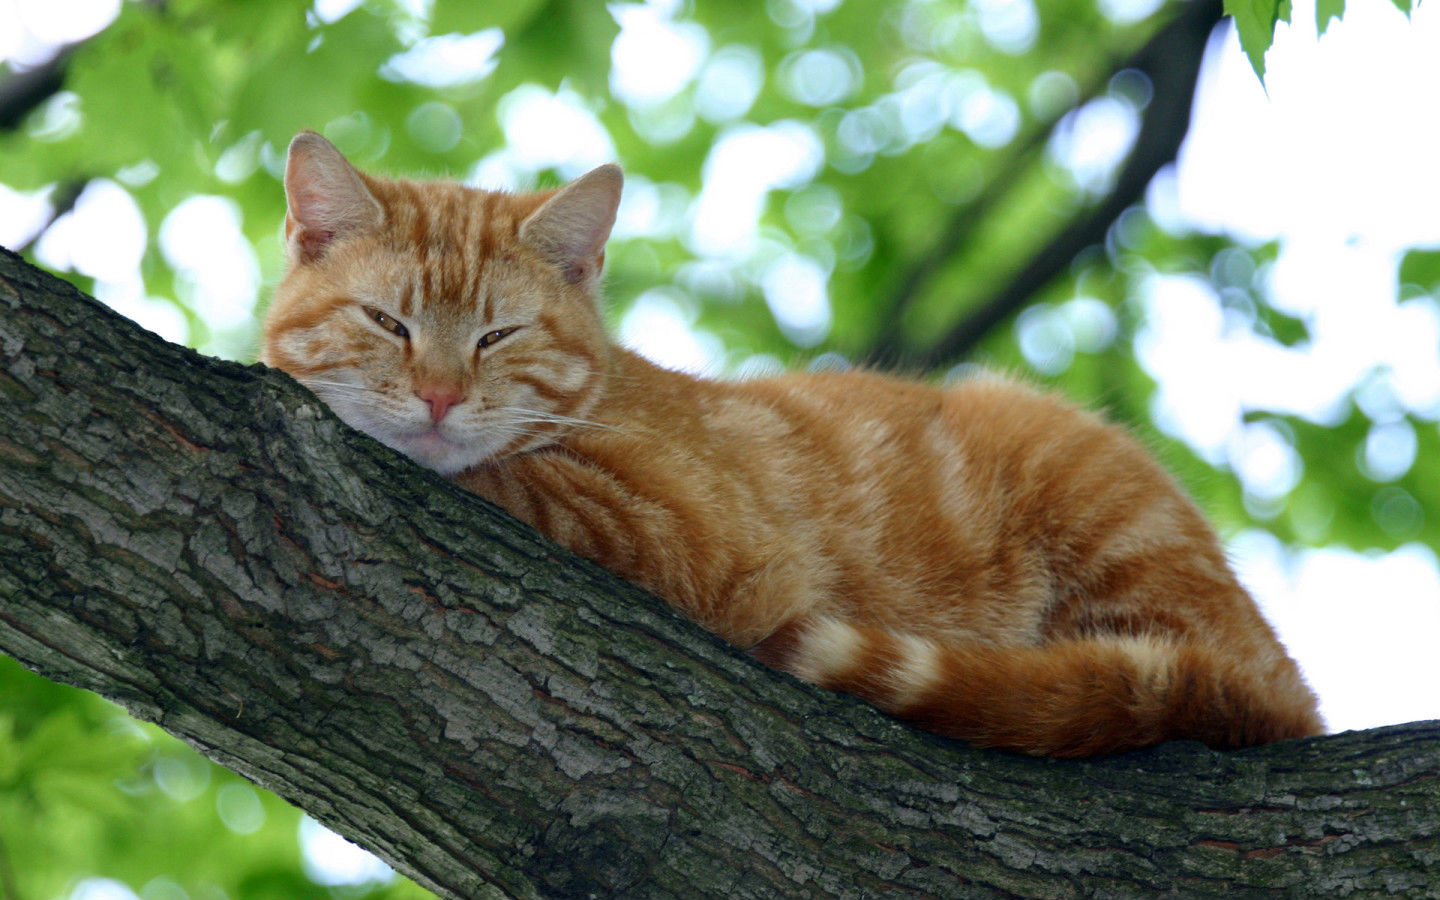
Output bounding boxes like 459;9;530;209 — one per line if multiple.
2;248;1438;899
0;48;72;132
861;93;1053;366
869;0;1223;371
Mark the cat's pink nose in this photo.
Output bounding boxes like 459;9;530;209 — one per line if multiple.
418;385;464;424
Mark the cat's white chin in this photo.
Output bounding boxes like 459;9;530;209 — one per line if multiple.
393;427;489;477
309;383;489;476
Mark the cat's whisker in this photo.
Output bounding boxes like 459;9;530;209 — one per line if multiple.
488;407;619;432
304;380;387;394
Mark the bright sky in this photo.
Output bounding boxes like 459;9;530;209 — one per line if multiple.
1161;0;1440;735
4;0;1440;893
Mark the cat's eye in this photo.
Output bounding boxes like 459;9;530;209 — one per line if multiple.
478;327;519;349
364;306;409;339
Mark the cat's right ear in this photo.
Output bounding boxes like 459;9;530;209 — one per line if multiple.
519;164;623;286
283;131;383;265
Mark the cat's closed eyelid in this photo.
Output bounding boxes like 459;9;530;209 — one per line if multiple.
477;325;523;350
360;304;410;339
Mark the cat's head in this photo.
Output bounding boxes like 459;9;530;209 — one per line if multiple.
262;132;621;476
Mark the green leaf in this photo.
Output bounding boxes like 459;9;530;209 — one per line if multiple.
230;10;407;147
1225;0;1285;79
1389;0;1414;16
1398;247;1440;292
1316;0;1345;35
429;0;547;35
496;0;620;96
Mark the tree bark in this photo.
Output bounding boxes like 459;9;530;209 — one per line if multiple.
1;248;1437;900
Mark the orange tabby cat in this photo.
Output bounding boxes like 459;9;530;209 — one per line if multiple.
263;132;1323;757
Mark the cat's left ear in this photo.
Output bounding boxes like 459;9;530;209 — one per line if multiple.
284;131;383;264
519;164;623;285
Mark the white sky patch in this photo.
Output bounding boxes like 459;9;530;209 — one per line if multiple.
891;62;953;145
1134;273;1238;461
947;74;1021;149
694;44;764;122
1362;420;1418;483
610;2;709;106
34;179;145;282
689;121;823;256
300;816;394;886
1180;0;1440;249
159;195;260;334
382;29;503;87
494;85;617;181
1135;257;1440;460
1160;0;1440;733
619;287;725;374
762;253;832;347
0;1;24;62
790;0;843;12
612;174;692;241
94;278;189;346
613;174;664;239
1097;0;1165;25
312;0;363;24
0;181;55;248
780;46;863;107
12;0;119;47
973;0;1040;55
1015;296;1117;373
1233;531;1440;732
66;878;139;900
1049;95;1140;193
1228;420;1303;501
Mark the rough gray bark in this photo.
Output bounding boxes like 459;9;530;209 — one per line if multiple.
1;248;1437;900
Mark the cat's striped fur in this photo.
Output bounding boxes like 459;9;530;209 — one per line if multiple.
263;132;1323;757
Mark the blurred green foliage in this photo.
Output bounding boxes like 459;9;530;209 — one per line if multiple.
0;655;430;899
0;0;1433;896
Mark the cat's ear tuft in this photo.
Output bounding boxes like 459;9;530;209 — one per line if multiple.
284;131;383;264
519;164;623;285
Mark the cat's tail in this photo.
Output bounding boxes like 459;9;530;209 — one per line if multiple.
751;616;1323;757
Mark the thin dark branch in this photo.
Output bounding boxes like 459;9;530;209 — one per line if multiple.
869;0;1224;372
860;13;1159;363
0;48;72;132
861;102;1055;364
913;0;1222;368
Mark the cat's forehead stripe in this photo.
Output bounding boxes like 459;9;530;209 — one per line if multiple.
404;194;429;254
272;293;349;335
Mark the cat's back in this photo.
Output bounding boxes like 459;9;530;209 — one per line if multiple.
565;358;1187;536
737;367;1222;599
648;361;1207;574
474;353;1245;650
739;366;1160;495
